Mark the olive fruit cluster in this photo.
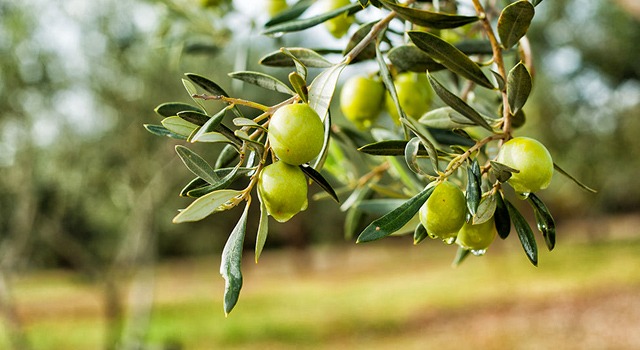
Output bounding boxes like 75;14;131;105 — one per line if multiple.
339;72;432;129
259;103;325;222
418;181;497;253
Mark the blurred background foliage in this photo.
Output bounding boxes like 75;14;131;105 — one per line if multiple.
0;0;638;269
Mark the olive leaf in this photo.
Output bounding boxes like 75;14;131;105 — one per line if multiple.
419;107;475;129
220;202;249;316
554;163;598;193
309;63;347;122
427;73;493;131
490;160;519;183
289;72;309;103
343;21;377;63
182;78;206;111
255;191;269;263
161;117;199;137
357;186;435;243
177;110;210;126
264;0;314;27
186;165;245;198
387;44;445;73
228;71;295;95
259;47;333;68
172;189;242;224
494;191;511;239
359;140;431;156
380;0;479;29
191;107;228;143
144;124;187;140
262;2;362;36
154;102;204;118
409;31;494;89
404;137;424;175
414;223;429;245
466;159;482;217
175;145;220;185
505;199;538;266
185;73;244;119
507;62;532;114
473;193;497;225
497;0;535;49
452;246;471;267
527;193;556;251
299;164;339;203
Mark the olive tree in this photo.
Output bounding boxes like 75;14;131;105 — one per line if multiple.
146;0;595;315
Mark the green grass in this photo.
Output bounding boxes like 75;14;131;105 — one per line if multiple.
6;238;640;349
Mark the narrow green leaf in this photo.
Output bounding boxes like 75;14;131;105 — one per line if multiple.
452;246;471;267
343;21;377;63
527;193;556;251
554;163;598;193
177;110;210;126
409;31;494;89
233;118;264;130
173;189;242;223
531;0;544;7
507;62;532;114
414;223;429;245
494;191;511;239
300;164;339;203
312;108;332;170
419;107;474;129
376;39;407;125
289;72;309;103
162;116;199;137
262;2;362;35
356;186;435;243
358;140;432;156
180;177;209;197
185;73;244;119
215;144;240;169
309;63;347;121
490;160;520;183
281;48;308;80
473;193;497;225
264;0;314;27
186;165;243;197
175;145;219;184
381;0;479;29
404;137;423;175
506;199;538;266
185;73;229;97
401;118;440;173
255;191;269;263
388;44;445;73
259;47;333;68
466;159;482;217
182;79;206;110
143;124;187;140
427;73;493;131
220;202;249;316
192;107;227;142
228;71;295;95
154;102;204;118
497;0;535;49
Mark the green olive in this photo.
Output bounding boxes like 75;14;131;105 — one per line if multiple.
268;103;325;166
456;217;497;252
386;72;432;124
340;75;385;129
418;182;467;243
496;137;554;195
258;161;308;223
319;0;354;38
